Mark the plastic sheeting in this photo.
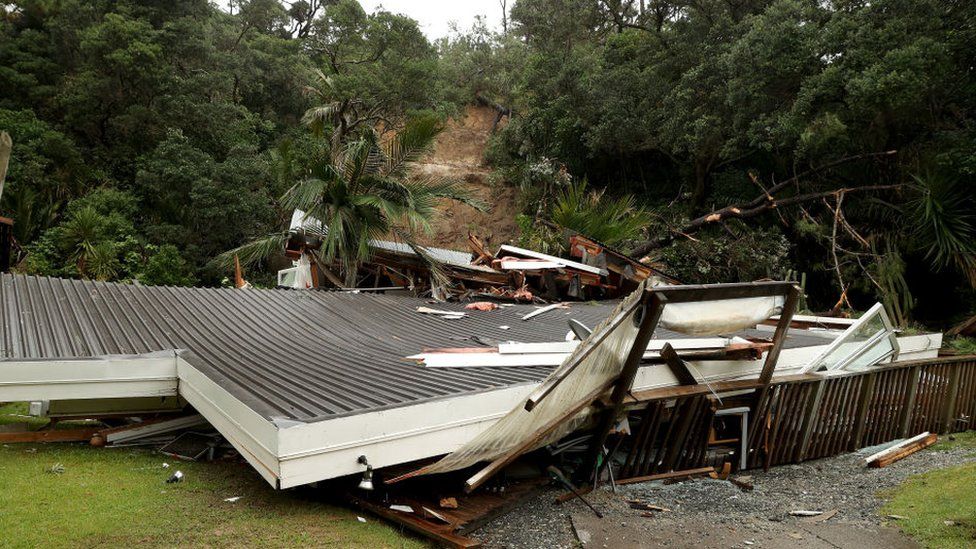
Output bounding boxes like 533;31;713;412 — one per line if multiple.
411;280;651;477
659;296;784;336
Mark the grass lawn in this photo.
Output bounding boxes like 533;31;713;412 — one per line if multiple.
0;442;426;548
881;432;976;548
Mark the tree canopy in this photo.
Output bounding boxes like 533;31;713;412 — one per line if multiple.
1;0;973;326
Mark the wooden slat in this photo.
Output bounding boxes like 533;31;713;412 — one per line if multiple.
0;427;99;443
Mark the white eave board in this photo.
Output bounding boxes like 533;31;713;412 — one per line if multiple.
497;244;608;276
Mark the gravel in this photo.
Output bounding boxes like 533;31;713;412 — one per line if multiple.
476;443;976;548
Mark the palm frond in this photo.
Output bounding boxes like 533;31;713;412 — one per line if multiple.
384;115;444;177
212;232;290;270
281;177;330;212
909;172;976;283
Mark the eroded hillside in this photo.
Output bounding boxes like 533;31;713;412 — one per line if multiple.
413;106;520;251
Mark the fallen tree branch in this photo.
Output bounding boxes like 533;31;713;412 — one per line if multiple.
631;151;899;256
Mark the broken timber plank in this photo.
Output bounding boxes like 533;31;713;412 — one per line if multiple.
661;342;697;385
347;495;482;548
0;427;100;444
615;467;717;486
865;432;937;468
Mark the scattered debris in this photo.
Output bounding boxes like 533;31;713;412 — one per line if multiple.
627;500;671;512
417;306;466;319
865;432;937;468
800;509;838;523
166;471;184;484
356;516;367;523
521;303;568;321
45;462;65;475
439;497;459;509
390;504;414;513
464;301;499;311
617;467;717;486
789;510;824;517
224;496;242;503
729;476;754;491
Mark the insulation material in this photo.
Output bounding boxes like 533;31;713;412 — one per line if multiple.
411;280;650;476
659;296;784;336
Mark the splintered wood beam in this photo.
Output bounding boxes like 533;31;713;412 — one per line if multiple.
661;343;697;385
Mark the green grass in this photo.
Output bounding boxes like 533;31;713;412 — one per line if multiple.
0;443;426;548
881;440;976;548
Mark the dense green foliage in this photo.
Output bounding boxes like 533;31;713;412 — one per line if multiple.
2;0;974;325
452;0;976;323
0;0;449;286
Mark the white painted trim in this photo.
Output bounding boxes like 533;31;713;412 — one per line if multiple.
0;355;178;401
175;358;281;488
500;260;563;270
497;244;608;276
107;414;209;443
798;303;899;374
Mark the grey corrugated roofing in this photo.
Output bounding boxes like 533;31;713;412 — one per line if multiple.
0;274;828;423
368;239;499;273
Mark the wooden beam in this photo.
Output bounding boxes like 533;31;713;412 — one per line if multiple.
758;284;801;385
615;466;716;485
0;427;99;444
661;343;697;385
796;380;826;461
650;281;798;303
851;373;877;448
899;366;922;438
942;365;963;433
865;432;937;468
576;293;667;484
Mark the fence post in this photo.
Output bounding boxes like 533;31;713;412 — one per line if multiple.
899;366;922;438
796;379;826;462
942;364;963;434
851;372;877;449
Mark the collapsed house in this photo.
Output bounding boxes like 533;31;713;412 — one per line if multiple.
279;210;676;300
0;274;945;492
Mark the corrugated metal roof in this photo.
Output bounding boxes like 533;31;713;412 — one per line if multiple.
368;239;498;273
0;274;828;423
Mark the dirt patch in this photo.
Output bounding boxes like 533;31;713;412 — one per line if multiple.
476;444;976;548
414;105;521;251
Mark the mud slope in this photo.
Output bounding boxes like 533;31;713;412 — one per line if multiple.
413;105;520;250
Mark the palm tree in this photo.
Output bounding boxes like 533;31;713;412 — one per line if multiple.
226;113;485;286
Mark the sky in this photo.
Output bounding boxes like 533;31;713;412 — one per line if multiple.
356;1;504;39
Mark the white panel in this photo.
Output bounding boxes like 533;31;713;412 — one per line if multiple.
0;355;178;401
175;358;281;487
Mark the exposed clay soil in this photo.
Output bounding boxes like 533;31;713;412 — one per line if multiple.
413;106;521;251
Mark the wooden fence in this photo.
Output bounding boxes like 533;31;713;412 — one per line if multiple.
620;355;976;476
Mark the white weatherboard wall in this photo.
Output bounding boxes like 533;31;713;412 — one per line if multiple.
0;354;178;402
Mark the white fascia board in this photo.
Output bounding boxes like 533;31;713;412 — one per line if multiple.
500;260;564;270
497;244;608;276
274;383;535;489
894;333;942;359
498;338;730;355
0;355;178;402
175;358;281;488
